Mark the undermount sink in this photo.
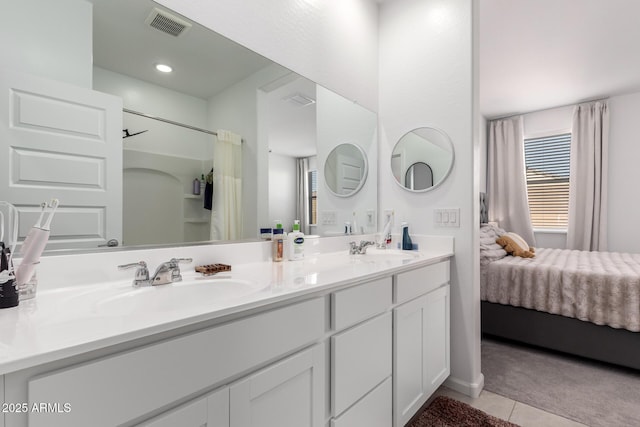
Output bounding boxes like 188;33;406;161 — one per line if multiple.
360;248;421;259
91;277;266;316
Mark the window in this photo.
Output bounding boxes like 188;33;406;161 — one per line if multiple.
308;170;317;225
524;133;571;229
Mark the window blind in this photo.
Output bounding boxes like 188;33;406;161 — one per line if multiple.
308;170;317;225
524;133;571;229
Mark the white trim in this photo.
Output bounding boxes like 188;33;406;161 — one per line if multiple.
533;228;567;234
443;373;484;399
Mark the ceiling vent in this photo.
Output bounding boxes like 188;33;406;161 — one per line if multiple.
283;93;316;107
145;8;192;37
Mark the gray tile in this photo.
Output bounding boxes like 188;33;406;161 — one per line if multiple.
509;402;590;427
435;386;516;421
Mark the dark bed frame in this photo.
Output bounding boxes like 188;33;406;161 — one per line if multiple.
481;301;640;371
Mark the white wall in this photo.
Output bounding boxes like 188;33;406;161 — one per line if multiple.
93;67;211;160
608;91;640;253
155;0;379;113
379;0;481;396
0;0;92;88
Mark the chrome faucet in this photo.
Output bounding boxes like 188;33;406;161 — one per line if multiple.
118;258;193;287
349;240;376;255
150;258;192;285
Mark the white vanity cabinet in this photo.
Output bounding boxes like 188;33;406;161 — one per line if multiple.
131;343;324;427
1;251;453;427
329;277;393;427
393;261;451;427
18;297;325;427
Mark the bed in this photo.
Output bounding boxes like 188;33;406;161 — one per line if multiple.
480;223;640;370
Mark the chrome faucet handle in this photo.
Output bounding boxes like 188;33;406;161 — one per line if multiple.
166;257;193;282
150;258;193;285
118;261;150;287
358;240;376;254
348;241;358;255
357;240;375;254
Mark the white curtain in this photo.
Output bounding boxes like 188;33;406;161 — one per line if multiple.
567;101;609;251
296;157;310;235
487;116;536;245
212;130;242;240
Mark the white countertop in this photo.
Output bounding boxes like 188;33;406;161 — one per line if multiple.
0;239;452;375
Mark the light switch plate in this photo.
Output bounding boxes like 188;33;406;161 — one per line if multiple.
434;208;460;227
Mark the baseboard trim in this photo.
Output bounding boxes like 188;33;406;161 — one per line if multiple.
444;373;484;398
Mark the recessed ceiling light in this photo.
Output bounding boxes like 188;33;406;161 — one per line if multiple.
155;64;173;73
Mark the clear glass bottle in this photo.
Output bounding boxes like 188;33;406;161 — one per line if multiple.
272;228;284;261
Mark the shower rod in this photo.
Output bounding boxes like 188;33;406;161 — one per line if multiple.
123;108;244;142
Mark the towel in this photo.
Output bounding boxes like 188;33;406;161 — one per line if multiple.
204;168;213;210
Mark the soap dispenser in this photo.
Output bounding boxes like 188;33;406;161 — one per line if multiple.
401;222;413;250
272;221;285;262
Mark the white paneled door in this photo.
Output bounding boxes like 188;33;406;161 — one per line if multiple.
0;71;122;249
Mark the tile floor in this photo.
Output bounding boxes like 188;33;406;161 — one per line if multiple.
434;386;589;427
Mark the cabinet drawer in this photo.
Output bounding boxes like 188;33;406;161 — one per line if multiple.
395;260;449;304
28;297;324;427
331;277;392;331
331;377;391;427
331;312;392;416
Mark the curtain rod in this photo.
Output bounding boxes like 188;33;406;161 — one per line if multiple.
123;108;244;142
486;97;609;122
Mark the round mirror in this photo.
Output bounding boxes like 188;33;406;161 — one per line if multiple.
391;127;454;192
324;143;368;197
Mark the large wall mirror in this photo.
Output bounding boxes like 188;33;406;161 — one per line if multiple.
5;0;377;253
391;127;454;192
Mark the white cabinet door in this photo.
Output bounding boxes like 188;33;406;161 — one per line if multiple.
137;386;229;427
0;70;122;250
229;344;324;427
137;397;208;427
393;284;450;427
423;285;450;391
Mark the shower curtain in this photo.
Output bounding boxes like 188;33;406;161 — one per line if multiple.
296;157;310;235
212;130;242;240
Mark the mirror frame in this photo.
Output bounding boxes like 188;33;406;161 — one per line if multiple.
323;142;369;198
391;126;455;193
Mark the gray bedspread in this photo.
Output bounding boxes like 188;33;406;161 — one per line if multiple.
481;248;640;332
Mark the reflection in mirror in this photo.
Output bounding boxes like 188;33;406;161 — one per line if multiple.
3;0;377;253
405;162;433;191
324;144;368;197
391;127;454;192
